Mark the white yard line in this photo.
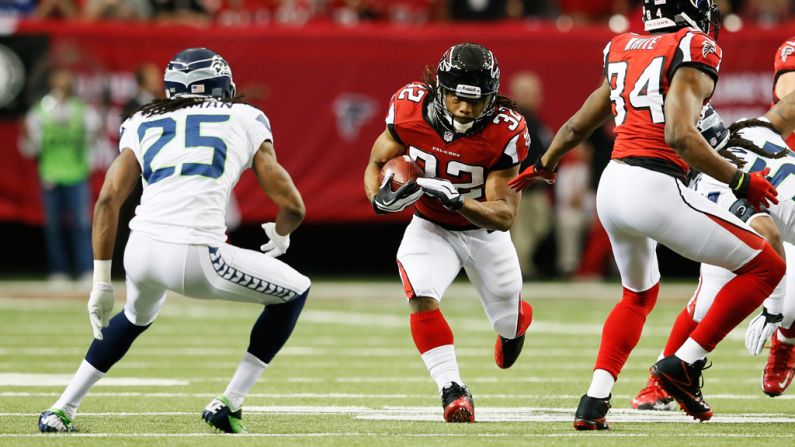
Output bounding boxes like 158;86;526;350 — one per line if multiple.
2;433;794;438
3;406;795;424
2;391;793;400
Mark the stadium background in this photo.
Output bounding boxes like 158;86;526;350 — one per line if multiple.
0;0;793;279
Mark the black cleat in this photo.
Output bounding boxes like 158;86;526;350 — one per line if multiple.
651;356;713;421
573;394;611;430
441;382;475;422
495;301;533;369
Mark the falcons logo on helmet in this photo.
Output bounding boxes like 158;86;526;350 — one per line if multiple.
782;46;795;63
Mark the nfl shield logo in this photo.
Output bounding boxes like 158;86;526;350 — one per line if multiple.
444;131;453;142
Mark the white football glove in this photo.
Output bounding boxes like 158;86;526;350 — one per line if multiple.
372;170;422;214
745;307;784;356
260;222;290;257
416;177;463;210
88;282;114;340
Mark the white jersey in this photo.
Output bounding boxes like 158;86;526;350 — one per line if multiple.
692;120;795;243
119;101;273;245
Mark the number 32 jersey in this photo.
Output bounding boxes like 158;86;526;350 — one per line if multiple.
605;28;722;178
119;102;273;246
386;83;530;229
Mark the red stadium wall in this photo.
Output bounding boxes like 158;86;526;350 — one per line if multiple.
1;21;792;225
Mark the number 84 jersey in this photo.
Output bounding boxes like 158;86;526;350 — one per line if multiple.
386;82;530;229
605;29;722;175
119;102;273;246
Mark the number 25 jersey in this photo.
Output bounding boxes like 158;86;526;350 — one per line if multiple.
119;101;273;246
605;28;722;178
386;83;530;229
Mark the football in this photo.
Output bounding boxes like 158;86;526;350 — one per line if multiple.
379;155;423;191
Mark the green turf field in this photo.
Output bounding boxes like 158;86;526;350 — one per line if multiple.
1;280;793;446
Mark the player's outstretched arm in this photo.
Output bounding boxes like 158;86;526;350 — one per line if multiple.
539;80;613;170
766;87;795;138
89;148;141;339
455;165;520;232
252;141;305;236
364;129;406;203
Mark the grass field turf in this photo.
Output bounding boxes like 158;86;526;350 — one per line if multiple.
1;280;794;446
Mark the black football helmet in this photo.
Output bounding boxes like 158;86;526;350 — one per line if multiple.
697;104;729;151
164;48;236;100
643;0;720;39
432;43;500;134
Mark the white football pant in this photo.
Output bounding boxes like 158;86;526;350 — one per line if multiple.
396;215;523;338
597;161;764;293
122;231;311;326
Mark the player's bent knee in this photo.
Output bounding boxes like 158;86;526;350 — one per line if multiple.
409;296;439;313
123;307;159;327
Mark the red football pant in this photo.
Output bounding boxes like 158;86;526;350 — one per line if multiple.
594;283;659;378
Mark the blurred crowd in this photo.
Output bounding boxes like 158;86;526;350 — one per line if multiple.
0;0;792;26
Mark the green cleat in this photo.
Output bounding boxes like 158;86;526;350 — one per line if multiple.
38;408;77;433
202;395;248;433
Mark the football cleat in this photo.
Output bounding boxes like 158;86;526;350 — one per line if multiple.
38;408;77;433
202;395;247;433
573;394;610;430
651;356;713;421
762;335;795;397
631;373;677;411
495;300;533;369
441;382;475;423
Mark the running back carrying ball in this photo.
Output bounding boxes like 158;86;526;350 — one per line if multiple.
380;155;423;191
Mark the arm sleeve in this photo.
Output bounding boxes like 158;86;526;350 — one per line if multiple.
774;39;795;77
493;120;531;171
118;117;139;155
385;91;405;146
668;31;722;84
245;110;274;168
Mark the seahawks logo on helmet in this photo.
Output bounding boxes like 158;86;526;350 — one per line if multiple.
164;48;236;100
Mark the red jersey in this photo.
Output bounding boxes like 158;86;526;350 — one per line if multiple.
772;37;795;149
386;82;530;229
605;29;722;177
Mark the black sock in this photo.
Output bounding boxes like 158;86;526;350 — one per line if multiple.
247;288;309;363
85;311;150;373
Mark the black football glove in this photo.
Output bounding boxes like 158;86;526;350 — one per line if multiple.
373;170;422;214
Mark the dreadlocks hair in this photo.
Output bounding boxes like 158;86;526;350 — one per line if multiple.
717;118;789;168
419;65;519;112
122;96;249;121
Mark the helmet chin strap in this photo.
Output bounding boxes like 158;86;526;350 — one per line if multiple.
452;118;474;133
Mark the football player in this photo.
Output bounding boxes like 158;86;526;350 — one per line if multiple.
633;38;795;409
509;0;785;429
363;43;532;422
37;48;311;434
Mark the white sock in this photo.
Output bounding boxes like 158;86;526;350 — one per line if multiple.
777;329;795;344
675;338;709;365
656;351;664;361
586;369;614;398
54;360;105;419
420;345;462;393
224;352;268;411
